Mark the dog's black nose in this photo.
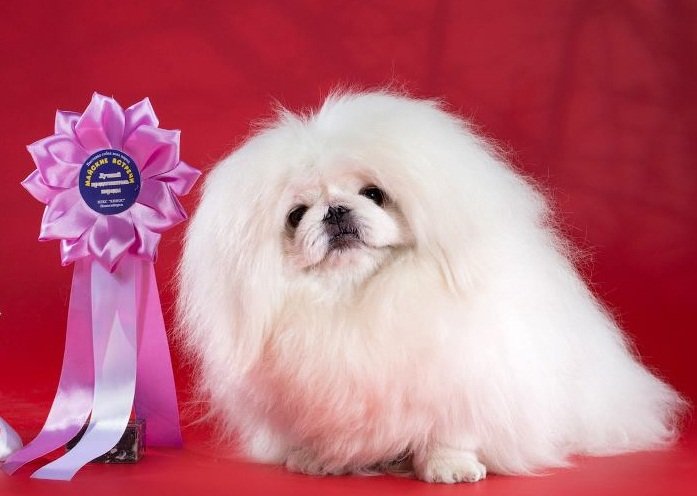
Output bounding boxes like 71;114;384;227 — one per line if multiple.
324;205;350;225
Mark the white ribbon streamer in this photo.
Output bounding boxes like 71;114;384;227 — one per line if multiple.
32;260;138;480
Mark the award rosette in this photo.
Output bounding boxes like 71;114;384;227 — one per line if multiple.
3;93;199;480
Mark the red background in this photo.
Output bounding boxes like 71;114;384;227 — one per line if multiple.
0;1;695;494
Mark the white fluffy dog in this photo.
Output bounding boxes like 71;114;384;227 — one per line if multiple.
177;91;685;483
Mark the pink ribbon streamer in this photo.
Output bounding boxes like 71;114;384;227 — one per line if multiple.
5;93;197;480
33;260;138;480
3;260;94;475
134;262;183;447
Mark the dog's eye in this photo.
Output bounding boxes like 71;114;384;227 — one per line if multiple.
287;205;308;229
359;186;386;207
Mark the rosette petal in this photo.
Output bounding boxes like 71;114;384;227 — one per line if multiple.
28;135;87;189
22;170;61;204
140;177;186;217
74;93;126;152
153;160;201;196
130;201;184;234
124;98;159;140
131;220;162;261
39;189;96;241
87;215;136;270
54;111;82;138
123;125;180;179
60;236;91;266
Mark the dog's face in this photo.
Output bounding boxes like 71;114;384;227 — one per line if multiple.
180;91;548;361
281;169;410;276
184;91;529;311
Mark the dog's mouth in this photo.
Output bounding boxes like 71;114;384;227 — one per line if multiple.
328;229;362;251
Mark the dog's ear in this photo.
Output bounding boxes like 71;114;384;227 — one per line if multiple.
370;95;548;296
176;151;285;397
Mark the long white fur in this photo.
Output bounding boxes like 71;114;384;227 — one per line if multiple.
177;91;685;481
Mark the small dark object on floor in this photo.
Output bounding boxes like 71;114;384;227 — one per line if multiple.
65;419;145;463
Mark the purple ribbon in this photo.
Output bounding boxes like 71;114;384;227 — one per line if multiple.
4;93;198;480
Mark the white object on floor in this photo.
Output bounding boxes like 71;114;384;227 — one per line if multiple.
0;416;22;461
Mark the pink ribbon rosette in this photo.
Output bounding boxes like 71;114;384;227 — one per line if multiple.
4;93;199;480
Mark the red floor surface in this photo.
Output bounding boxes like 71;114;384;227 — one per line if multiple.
1;1;696;494
1;389;696;496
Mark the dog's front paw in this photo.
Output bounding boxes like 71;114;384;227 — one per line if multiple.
414;447;487;484
285;447;346;476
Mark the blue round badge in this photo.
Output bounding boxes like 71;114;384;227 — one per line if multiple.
79;149;141;215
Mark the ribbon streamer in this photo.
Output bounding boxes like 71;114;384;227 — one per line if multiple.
33;260;137;480
134;262;183;447
5;93;197;480
3;260;94;475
